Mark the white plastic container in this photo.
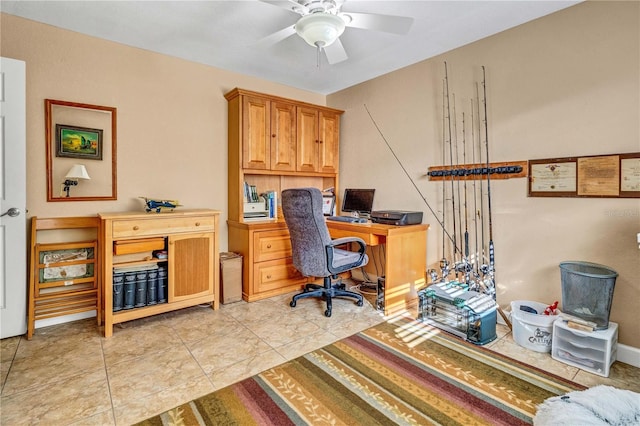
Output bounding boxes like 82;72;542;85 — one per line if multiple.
551;319;618;377
510;300;560;353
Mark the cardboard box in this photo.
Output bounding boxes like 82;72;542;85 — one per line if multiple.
220;252;242;304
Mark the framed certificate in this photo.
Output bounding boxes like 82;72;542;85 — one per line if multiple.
528;152;640;198
528;159;577;197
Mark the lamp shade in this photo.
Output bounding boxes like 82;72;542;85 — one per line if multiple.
295;13;345;48
65;164;91;180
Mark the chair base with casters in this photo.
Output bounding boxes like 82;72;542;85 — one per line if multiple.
290;275;364;317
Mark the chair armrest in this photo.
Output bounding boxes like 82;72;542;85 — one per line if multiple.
329;237;366;253
325;237;367;275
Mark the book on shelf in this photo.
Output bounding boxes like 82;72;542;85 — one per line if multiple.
243;182;260;203
262;190;278;219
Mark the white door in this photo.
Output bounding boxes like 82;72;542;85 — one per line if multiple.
0;57;27;339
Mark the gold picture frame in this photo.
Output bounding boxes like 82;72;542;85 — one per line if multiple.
45;99;117;201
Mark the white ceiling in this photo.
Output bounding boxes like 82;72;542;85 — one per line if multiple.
1;0;581;94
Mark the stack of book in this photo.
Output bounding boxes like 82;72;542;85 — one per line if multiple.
243;182;259;203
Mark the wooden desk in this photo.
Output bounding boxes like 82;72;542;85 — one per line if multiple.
228;219;428;315
326;221;429;316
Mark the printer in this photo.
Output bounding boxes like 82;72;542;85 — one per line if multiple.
370;210;423;226
243;196;268;219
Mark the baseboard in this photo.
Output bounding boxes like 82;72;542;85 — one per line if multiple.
617;343;640;368
34;310;96;329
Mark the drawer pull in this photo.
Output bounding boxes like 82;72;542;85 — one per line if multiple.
195;222;201;226
133;226;139;230
266;275;272;279
266;244;272;249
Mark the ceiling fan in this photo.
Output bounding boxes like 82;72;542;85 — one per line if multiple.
259;0;414;65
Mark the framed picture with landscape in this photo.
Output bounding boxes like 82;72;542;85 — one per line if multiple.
55;124;103;160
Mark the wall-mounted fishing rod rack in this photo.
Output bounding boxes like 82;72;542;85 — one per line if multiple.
427;160;527;181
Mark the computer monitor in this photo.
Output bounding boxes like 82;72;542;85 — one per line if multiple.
341;188;375;216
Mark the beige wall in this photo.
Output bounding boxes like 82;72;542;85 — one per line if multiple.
0;12;325;253
328;1;640;347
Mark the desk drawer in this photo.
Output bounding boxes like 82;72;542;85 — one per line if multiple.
112;217;215;238
328;227;380;246
253;230;293;262
113;237;165;255
253;258;305;294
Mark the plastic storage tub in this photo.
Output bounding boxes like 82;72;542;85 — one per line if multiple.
559;261;617;330
511;300;560;352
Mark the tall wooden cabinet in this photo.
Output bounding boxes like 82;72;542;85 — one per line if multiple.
225;88;343;302
100;210;220;337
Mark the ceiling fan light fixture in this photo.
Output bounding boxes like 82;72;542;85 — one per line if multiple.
295;12;345;48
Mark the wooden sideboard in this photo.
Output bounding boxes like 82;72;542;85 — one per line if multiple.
100;209;220;337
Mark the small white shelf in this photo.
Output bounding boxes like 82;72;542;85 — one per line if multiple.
551;319;618;377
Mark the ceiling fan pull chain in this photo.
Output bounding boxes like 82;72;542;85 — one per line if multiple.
316;45;321;69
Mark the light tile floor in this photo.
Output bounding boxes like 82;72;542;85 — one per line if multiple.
2;287;639;425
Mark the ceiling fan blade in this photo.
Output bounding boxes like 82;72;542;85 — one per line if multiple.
324;38;348;64
260;0;308;14
342;12;413;35
257;25;297;47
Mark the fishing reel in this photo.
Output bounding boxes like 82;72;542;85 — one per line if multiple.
439;258;451;280
454;260;473;274
478;277;496;297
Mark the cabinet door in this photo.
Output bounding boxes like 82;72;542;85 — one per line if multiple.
270;101;296;171
242;95;270;170
296;106;319;172
318;111;340;173
169;232;214;301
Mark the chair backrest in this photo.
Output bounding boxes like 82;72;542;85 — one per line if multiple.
281;187;332;277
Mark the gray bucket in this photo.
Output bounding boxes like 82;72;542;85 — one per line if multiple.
559;261;617;330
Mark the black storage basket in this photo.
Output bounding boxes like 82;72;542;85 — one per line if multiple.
559;261;617;330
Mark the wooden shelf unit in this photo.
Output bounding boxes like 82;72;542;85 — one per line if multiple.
28;216;101;339
100;209;220;337
225;88;345;301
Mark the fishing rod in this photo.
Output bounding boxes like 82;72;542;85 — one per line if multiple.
444;62;458;264
440;80;447;260
452;93;464;264
440;80;450;280
480;66;511;329
459;111;473;286
363;104;460;253
481;66;495;288
471;99;479;276
475;82;485;271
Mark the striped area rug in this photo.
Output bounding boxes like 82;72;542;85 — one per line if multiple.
136;315;583;425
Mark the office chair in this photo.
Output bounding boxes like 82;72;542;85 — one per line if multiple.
281;187;368;317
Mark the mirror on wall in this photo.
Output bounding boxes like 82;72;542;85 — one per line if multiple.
45;99;117;201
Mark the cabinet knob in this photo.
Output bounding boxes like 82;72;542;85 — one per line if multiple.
266;244;272;249
266;275;272;279
133;226;139;230
195;222;200;226
272;134;276;138
315;139;319;144
318;140;323;144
